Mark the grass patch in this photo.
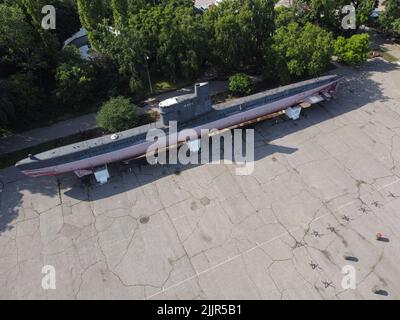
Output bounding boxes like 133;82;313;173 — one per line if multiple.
154;81;175;92
153;78;191;95
380;51;399;63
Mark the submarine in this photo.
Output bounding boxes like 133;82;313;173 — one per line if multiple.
15;74;342;180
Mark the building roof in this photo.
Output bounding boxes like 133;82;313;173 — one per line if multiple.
63;28;88;48
194;0;216;10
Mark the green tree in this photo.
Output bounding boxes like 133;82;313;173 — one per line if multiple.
379;0;400;35
293;0;377;32
0;3;35;68
204;0;276;71
54;46;97;111
392;18;400;34
95;0;208;91
111;0;129;27
229;73;253;96
336;0;377;27
93;19;147;94
53;0;81;42
334;33;370;65
0;1;58;131
110;0;149;26
97;96;139;132
275;5;300;28
0;0;100;132
21;0;59;54
296;0;339;31
148;1;208;81
354;0;377;26
77;0;107;34
1;1;60;74
1;73;45;129
271;22;333;81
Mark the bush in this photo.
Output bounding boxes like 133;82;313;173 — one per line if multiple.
228;73;253;96
97;96;139;133
334;34;371;65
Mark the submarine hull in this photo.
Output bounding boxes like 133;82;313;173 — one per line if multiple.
17;78;340;177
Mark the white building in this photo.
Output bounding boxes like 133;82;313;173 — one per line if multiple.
63;28;91;60
63;27;120;61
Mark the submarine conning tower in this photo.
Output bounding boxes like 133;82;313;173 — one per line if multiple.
159;82;212;126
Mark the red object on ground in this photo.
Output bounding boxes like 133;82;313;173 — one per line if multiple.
376;233;383;240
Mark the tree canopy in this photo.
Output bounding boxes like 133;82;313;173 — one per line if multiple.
291;0;377;32
271;22;333;81
204;0;275;70
229;73;253;96
54;46;97;111
1;0;374;133
379;0;400;36
97;96;139;132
